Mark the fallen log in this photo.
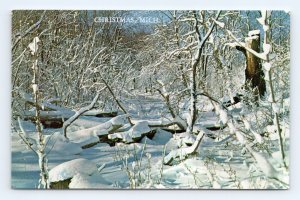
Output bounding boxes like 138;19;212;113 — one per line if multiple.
20;111;72;128
108;121;156;144
68;114;129;148
100;129;156;146
83;110;118;118
161;124;222;134
19;110;119;128
19;90;118;128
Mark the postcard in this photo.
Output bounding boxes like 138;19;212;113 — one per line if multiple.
11;10;290;189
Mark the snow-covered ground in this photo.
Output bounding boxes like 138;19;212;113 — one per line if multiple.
11;95;289;189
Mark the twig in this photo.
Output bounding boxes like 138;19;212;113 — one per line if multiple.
12;11;46;51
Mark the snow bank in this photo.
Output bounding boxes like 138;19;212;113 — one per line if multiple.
68;131;99;148
44;132;82;155
197;111;220;129
159;158;208;188
49;158;97;182
71;117;110;129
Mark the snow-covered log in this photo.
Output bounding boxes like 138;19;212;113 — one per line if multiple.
108;121;156;143
132;116;187;132
82;110;117;117
72;114;129;136
19;88;120;131
20;110;119;128
68;114;129;147
20;111;72;128
49;158;97;189
67;131;100;149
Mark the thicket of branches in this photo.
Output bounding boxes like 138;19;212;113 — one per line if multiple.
12;10;289;112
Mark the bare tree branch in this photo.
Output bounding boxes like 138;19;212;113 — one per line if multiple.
63;86;106;138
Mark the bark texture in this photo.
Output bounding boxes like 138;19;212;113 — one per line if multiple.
237;31;266;98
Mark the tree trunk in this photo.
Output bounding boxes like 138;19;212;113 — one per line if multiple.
237;31;266;98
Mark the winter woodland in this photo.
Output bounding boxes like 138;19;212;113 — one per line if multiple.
11;10;290;189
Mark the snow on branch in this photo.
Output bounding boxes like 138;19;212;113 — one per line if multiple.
163;131;205;165
225;29;268;60
259;10;287;169
63;86;106;138
197;11;221;51
212;18;225;28
156;80;169;97
245;144;279;180
12;11;46;51
19;90;71;112
155;79;188;130
108;121;155;143
211;98;286;182
248;29;260;37
99;73;133;125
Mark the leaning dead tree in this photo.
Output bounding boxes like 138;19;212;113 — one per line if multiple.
228;30;266;98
